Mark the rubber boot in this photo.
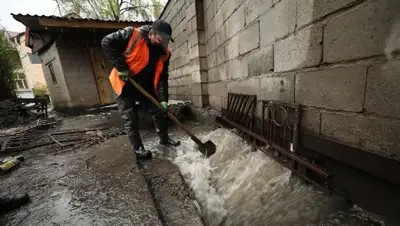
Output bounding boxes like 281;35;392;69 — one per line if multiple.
152;112;181;147
128;133;152;160
0;193;30;214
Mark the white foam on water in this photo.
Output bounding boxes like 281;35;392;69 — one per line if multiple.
173;128;385;226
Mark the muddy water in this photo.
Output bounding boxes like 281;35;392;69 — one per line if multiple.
172;128;386;226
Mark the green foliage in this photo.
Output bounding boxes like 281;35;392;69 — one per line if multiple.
54;0;166;21
33;86;48;96
0;30;20;101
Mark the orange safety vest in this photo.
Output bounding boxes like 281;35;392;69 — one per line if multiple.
109;27;171;96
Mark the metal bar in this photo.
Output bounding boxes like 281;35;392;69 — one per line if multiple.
217;116;329;178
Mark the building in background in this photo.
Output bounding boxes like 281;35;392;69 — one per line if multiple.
12;14;151;111
6;31;48;99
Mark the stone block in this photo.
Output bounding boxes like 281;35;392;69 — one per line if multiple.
204;0;213;10
295;66;367;112
207;51;217;68
188;31;198;48
321;112;400;161
324;0;400;63
191;83;202;96
209;82;227;97
227;5;246;38
227;76;261;97
187;17;197;36
260;73;294;102
191;70;208;83
209;96;223;110
239;21;260;55
216;25;229;47
215;6;225;30
244;0;272;24
186;2;197;20
199;31;206;45
208;67;220;82
206;19;216;41
297;0;360;28
230;58;249;79
275;25;322;72
365;60;400;118
246;45;274;77
169;87;178;95
217;61;230;81
222;0;238;21
199;44;206;57
225;35;239;60
205;1;216;26
216;45;227;65
260;0;296;46
189;57;201;73
301;109;321;135
188;45;199;60
206;35;217;55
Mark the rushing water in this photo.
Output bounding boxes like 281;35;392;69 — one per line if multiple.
172;128;386;226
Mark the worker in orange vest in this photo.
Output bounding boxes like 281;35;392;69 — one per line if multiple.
101;19;180;160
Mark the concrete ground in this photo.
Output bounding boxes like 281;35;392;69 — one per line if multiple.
0;106;212;226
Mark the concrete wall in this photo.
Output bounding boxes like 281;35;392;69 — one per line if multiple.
56;40;100;108
16;35;47;91
39;41;71;108
161;0;400;161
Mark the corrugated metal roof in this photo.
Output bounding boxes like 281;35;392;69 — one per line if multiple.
11;13;153;24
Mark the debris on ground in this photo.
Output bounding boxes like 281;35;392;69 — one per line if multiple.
0;155;25;175
0;99;38;129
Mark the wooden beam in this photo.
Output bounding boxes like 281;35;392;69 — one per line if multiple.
37;18;146;30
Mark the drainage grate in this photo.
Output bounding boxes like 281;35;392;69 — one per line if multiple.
225;93;257;130
217;97;330;193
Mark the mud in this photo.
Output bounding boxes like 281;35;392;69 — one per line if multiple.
0;106;205;226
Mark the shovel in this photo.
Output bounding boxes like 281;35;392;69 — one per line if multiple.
128;78;216;157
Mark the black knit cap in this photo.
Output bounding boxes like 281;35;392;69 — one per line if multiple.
152;19;174;43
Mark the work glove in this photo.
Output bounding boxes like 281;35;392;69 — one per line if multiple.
117;70;130;82
160;101;168;109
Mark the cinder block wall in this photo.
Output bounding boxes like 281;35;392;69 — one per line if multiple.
56;40;100;108
39;42;71;108
161;0;400;161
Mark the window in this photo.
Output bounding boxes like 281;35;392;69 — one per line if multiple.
14;73;28;90
28;52;41;64
48;63;57;84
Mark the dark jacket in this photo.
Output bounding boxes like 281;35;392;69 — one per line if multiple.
101;25;170;102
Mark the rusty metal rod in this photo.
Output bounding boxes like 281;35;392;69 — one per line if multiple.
218;116;328;178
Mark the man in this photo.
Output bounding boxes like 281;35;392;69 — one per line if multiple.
101;19;180;160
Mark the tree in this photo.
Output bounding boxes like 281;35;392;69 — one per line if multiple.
54;0;165;21
0;30;20;100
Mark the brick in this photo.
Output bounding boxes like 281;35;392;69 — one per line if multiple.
321;112;400;161
324;0;400;63
227;5;245;38
260;73;294;102
209;82;227;97
295;66;367;112
365;61;400;118
227;76;261;97
275;25;322;72
216;45;227;65
301;109;321;135
225;35;239;60
260;0;296;46
239;21;260;55
296;0;359;28
245;45;273;77
244;0;272;24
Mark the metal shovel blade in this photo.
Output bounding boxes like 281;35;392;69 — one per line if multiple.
198;140;216;157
